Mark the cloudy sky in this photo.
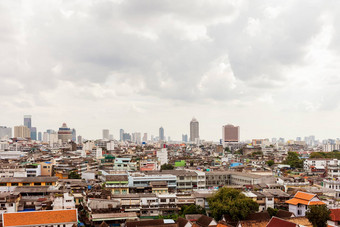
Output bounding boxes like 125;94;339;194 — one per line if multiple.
1;0;340;141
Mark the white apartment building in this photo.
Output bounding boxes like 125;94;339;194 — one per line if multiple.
53;193;76;210
157;148;168;165
304;159;339;171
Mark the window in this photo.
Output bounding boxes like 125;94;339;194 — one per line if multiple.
66;200;72;203
23;183;30;186
170;199;175;202
46;182;52;185
0;183;6;186
11;183;18;186
43;166;47;169
160;199;166;202
34;183;41;186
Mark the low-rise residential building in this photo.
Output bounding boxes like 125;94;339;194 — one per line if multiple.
0;177;58;191
285;191;325;217
52;192;75;210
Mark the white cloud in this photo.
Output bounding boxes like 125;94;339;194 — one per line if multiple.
1;0;340;141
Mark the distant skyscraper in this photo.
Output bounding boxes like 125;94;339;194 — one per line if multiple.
133;132;141;144
46;129;55;134
77;135;83;144
120;129;124;141
159;127;165;141
24;115;32;129
38;132;42;141
58;123;72;143
72;128;76;141
190;118;199;142
103;129;109;140
123;133;131;141
296;137;301;141
143;133;148;142
14;125;30;138
222;124;240;144
30;127;37;140
0;126;12;139
182;134;188;142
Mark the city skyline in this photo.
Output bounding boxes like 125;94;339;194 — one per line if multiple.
2;1;340;141
1;114;340;142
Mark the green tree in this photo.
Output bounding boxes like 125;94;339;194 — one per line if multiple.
306;205;331;227
161;163;174;170
283;152;303;168
159;214;180;220
266;160;274;167
68;171;81;179
207;187;259;221
181;204;206;216
267;207;278;217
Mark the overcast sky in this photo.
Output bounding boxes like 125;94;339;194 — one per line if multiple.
1;0;340;141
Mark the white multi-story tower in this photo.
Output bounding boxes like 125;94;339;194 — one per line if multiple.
190;117;199;142
102;129;109;140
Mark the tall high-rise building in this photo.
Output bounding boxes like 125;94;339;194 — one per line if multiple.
46;129;56;134
0;126;12;139
120;129;124;141
58;123;72;143
38;132;42;141
143;133;148;142
123;133;131;141
103;129;109;140
77;135;83;144
24;115;32;129
190;118;199;142
30;127;37;140
159;127;164;141
72;128;76;141
222;124;240;144
132;132;141;144
14;125;30;138
182;134;188;142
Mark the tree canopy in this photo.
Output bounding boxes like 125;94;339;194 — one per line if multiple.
310;151;340;159
68;171;81;179
283;152;303;168
306;205;331;227
267;207;278;217
181;204;206;216
266;160;274;167
161;163;174;170
207;187;259;221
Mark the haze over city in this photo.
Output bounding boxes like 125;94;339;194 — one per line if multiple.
2;0;340;141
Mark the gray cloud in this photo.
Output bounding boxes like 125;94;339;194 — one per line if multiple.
1;0;340;140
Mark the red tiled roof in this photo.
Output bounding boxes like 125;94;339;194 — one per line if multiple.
266;217;297;227
3;209;77;227
330;209;340;221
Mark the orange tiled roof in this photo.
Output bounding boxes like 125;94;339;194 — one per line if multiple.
286;198;309;205
309;201;326;205
286;191;325;206
294;191;315;200
3;209;77;227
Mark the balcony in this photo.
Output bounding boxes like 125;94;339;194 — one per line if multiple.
105;184;128;188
